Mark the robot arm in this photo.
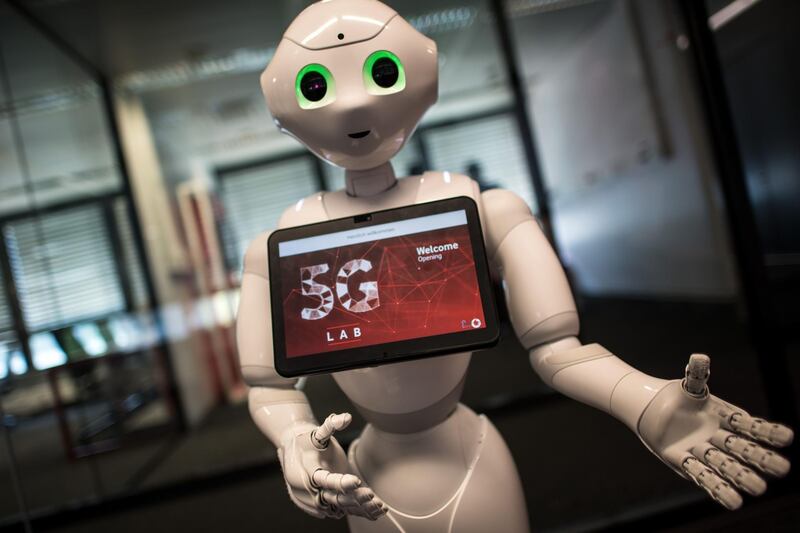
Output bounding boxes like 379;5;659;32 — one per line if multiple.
480;189;650;423
238;266;315;446
482;188;793;510
237;234;386;520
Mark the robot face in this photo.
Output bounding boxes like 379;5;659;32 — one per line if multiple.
261;0;438;171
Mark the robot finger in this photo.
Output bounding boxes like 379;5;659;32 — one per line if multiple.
312;413;352;448
319;490;375;508
319;487;381;507
343;505;382;521
345;490;387;518
357;497;388;521
320;489;348;508
319;489;370;518
364;497;388;515
315;491;346;519
725;412;794;448
682;456;742;510
711;429;790;477
692;442;766;496
324;492;386;521
352;486;377;504
325;506;346;520
312;469;362;492
683;353;710;397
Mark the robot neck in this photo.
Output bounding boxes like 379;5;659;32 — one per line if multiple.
345;162;397;197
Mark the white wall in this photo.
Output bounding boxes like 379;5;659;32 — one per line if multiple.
520;0;737;299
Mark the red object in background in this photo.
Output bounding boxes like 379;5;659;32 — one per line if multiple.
278;225;486;358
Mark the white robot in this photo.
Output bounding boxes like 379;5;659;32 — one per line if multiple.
237;1;794;531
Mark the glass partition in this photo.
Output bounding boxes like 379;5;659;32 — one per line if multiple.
0;0;790;531
0;4;178;525
0;13;119;213
217;154;320;275
505;0;771;528
423;112;536;209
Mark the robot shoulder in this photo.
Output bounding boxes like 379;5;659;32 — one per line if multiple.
415;171;481;203
242;231;272;279
277;192;329;229
480;188;537;257
239;234;298;387
242;191;330;278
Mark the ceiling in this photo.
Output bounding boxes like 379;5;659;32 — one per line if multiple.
0;0;613;190
11;0;491;76
14;0;302;76
5;0;610;81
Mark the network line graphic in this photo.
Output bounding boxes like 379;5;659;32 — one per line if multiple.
278;224;486;357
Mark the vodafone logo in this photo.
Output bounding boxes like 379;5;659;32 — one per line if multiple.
471;318;482;329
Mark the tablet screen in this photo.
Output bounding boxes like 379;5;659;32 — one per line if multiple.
276;209;487;358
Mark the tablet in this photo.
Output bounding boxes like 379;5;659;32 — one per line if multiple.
267;196;499;377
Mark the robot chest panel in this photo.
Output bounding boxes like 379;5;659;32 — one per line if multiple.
282;173;481;414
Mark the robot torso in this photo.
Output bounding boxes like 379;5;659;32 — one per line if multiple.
277;172;484;432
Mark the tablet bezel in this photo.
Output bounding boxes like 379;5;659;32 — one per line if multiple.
267;196;499;377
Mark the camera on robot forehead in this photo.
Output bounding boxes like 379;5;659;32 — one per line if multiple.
260;0;439;171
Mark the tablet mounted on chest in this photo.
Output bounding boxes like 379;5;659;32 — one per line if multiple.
268;196;499;377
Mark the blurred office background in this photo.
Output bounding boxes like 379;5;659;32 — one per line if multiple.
0;0;798;531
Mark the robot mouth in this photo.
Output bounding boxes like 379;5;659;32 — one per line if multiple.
347;130;371;139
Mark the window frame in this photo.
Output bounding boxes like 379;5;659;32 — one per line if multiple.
214;150;327;275
415;106;538;210
0;191;147;374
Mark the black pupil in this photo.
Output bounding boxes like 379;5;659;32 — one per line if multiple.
300;71;327;102
371;57;398;88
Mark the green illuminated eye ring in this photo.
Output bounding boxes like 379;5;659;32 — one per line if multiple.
296;64;336;109
363;50;406;95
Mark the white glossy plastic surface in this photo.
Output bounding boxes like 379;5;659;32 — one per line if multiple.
483;189;579;347
236;1;794;527
284;0;398;50
637;377;792;510
237;232;287;385
348;405;528;533
275;172;480;425
276;411;388;520
261;1;437;171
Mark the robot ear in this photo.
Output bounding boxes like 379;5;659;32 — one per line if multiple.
428;38;439;102
260;39;301;126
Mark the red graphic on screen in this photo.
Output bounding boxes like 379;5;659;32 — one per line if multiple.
278;224;486;357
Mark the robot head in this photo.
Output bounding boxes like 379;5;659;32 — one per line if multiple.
261;0;438;171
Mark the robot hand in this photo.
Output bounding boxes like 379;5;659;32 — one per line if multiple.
638;354;793;510
278;412;388;520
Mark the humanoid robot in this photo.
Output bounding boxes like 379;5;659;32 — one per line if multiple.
237;1;794;531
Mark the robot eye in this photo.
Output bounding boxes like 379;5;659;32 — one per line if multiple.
295;64;335;109
301;71;326;101
372;58;398;88
363;51;406;95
